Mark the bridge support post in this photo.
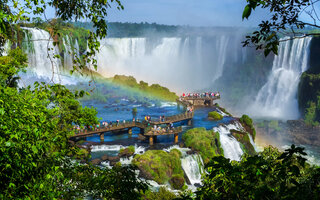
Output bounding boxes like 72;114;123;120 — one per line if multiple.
128;128;132;135
100;133;104;143
149;136;154;145
174;133;179;144
154;136;157;143
187;119;192;126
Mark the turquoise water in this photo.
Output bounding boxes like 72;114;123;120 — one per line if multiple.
82;99;235;145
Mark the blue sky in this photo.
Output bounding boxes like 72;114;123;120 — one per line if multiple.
105;0;268;27
39;0;320;27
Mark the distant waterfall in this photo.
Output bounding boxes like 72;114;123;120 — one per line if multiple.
22;27;62;82
94;35;241;92
213;122;244;161
252;37;312;119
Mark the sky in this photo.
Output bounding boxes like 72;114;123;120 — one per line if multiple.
105;0;268;27
37;0;320;28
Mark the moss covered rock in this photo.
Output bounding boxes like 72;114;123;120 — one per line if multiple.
231;130;256;155
119;146;135;158
182;128;223;164
239;115;256;140
169;174;185;190
132;149;185;187
208;111;223;121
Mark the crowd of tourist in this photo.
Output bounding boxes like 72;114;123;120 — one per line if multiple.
151;122;174;132
73;114;171;134
181;92;220;98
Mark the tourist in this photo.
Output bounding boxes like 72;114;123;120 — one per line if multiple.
162;115;165;122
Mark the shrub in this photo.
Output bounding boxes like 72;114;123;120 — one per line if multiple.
208;111;223;121
182;128;223;164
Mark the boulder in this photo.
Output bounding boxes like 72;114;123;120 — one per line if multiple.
90;158;102;165
108;156;120;162
118;148;134;158
169;175;185;190
101;155;109;161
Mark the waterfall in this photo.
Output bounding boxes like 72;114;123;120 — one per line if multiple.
22;27;62;82
94;35;242;92
248;134;259;152
181;154;204;186
63;35;72;68
213;35;229;82
213;122;244;161
252;37;312;119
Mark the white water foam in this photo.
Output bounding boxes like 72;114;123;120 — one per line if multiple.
251;37;312;119
213;122;244;161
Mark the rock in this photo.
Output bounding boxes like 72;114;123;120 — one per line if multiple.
109;161;118;166
90;158;102;165
108;156;120;162
179;142;184;148
101;155;109;161
186;150;194;155
138;167;154;180
118;148;134;158
194;183;202;188
169;175;185;190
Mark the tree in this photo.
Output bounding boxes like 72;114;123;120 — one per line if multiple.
242;0;320;56
179;145;320;200
0;1;149;199
0;0;124;74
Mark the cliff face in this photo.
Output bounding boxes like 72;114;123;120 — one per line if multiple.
298;37;320;124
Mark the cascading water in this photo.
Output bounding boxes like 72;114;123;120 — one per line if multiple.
251;37;312;119
213;122;244;161
94;34;243;92
22;27;62;82
181;154;204;186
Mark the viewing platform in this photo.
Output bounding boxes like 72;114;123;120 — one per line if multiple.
177;95;220;107
69;112;191;145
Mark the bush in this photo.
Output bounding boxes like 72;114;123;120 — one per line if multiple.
132;150;184;186
239;114;256;139
208;111;223;121
182;128;223;164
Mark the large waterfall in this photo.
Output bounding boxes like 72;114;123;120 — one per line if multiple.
22;27;62;82
20;28;80;85
95;34;245;92
251;37;312;119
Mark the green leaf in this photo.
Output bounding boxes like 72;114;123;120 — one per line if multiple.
242;5;252;20
32;145;38;154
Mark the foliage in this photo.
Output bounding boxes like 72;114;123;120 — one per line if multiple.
142;187;178;200
208;111;223;121
239;114;256;139
132;150;185;188
298;68;320;125
182;128;223;164
187;145;320;200
120;145;135;155
268;120;282;131
0;0;124;74
231;130;256;155
0;49;147;199
132;107;138;113
0;48;27;87
113;75;178;101
242;0;318;56
304;101;320;126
